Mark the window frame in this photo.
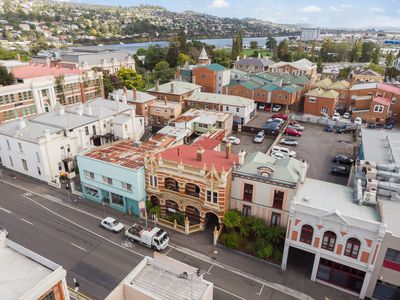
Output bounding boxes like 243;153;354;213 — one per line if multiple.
344;238;361;259
300;224;314;245
322;231;337;252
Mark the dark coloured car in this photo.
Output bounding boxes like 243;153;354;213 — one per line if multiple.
333;155;354;165
325;125;334;132
331;165;349;176
335;126;356;134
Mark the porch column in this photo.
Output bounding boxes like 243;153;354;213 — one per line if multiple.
359;268;372;299
310;252;321;281
281;242;290;271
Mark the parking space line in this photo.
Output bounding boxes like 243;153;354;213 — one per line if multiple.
214;286;246;300
20;218;33;226
164;247;173;256
0;206;11;214
71;242;87;252
256;284;264;296
207;264;214;274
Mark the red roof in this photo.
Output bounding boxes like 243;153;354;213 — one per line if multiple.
373;97;390;106
378;83;400;95
160;145;238;172
192;136;221;150
12;64;83;79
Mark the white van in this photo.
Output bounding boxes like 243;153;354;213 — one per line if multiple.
271;145;296;158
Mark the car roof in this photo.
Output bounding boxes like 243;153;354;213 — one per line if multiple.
103;217;116;222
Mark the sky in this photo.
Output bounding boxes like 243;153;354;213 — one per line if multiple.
71;0;400;28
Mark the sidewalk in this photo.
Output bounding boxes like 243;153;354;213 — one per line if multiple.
0;168;357;300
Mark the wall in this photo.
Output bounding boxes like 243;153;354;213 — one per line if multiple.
193;67;216;93
304;96;337;117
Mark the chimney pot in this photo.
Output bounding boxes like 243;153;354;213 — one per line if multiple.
133;88;138;99
226;141;232;159
155;80;160;91
197;147;205;161
191;76;196;84
170;82;175;93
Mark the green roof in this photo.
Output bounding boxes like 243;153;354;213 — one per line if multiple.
241;81;262;90
187;92;254;107
282;84;302;93
261;84;280;91
201;63;226;72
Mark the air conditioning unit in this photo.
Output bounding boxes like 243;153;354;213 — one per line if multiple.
363;191;377;205
366;167;378;180
366;178;379;192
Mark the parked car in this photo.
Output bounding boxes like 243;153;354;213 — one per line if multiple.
280;138;299;147
265;104;271;112
331;165;350;176
267;118;284;123
272;105;282;112
288;124;304;131
271;152;289;159
325;125;334;132
222;136;240;145
258;104;266;110
271;145;296;157
332;112;340;121
272;113;288;120
333;155;354;165
263;127;280;136
335;126;356;134
100;217;125;233
354;117;362;126
0;226;8;237
253;131;265;143
284;127;302;137
343;112;351;119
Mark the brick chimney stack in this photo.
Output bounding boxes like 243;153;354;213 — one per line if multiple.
197;147;205;161
133;88;138;100
192;76;196;84
226;141;232;159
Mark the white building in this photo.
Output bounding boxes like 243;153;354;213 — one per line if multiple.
0;231;70;300
394;58;400;72
106;254;213;300
301;28;321;42
0;99;144;184
185;92;256;125
282;178;385;299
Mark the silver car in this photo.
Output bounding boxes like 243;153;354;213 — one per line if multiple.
280;138;299;147
253;131;265;143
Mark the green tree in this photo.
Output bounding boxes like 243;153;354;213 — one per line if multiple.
317;60;324;73
0;66;14;86
255;240;273;259
176;27;188;53
177;53;195;66
338;67;352;80
144;45;167;71
277;40;290;61
372;47;380;65
350;39;363;62
154;61;174;84
212;49;231;68
264;226;285;247
116;68;145;90
386;51;394;68
166;43;179;68
368;63;385;75
266;35;277;60
219;232;239;249
361;42;377;62
231;31;243;60
250;41;258;49
223;210;241;232
102;73;115;98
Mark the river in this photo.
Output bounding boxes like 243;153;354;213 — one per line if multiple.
73;36;299;54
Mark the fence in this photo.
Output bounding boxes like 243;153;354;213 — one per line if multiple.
292;114;348;127
156;217;203;235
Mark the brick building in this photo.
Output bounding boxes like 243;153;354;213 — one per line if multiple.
147;81;201;105
304;88;339;117
148;99;182;129
313;78;350;111
269;58;317;78
192;63;231;94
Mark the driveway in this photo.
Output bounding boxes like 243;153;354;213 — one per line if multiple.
222;131;274;155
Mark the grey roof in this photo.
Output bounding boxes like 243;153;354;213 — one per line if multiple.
31;110;96;130
351;83;378;90
66;99;132;119
361;128;400;165
235;151;302;184
0;120;61;143
186;92;254;107
61;50;132;66
112;114;131;125
111;89;157;103
234;57;275;68
147;81;202;95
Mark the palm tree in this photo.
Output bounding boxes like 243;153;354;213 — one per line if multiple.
223;210;241;233
265;226;285;247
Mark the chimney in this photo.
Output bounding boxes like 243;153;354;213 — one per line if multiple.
238;150;246;165
43;129;51;141
18;118;26;130
164;96;168;106
236;56;240;61
155;80;160;91
197;147;205;161
226;141;232;159
76;103;83;116
86;105;93;116
123;86;128;96
258;52;261;59
192;76;196;84
133;88;138;100
170;82;175;94
299;160;308;184
58;106;65;115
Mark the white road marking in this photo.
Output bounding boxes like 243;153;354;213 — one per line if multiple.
256;284;264;296
164;247;173;255
0;206;11;214
71;242;87;252
214;286;247;300
207;264;214;275
20;218;33;226
1;180;312;300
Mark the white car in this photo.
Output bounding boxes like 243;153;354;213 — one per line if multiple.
258;104;266;110
288;124;304;131
271;152;289;159
100;217;124;233
343;112;350;119
354;117;362;126
268;118;283;123
253;131;265;143
223;136;240;145
332;113;340;121
272;105;282;112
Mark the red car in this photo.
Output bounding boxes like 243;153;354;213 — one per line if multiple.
285;127;302;137
272;113;288;120
265;105;271;112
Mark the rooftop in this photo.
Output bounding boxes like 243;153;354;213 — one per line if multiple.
150;100;181;109
0;119;61;143
83;139;170;170
111;89;157;104
379;197;400;237
147;81;202;95
373;97;390;106
306;88;339;99
172;109;232;124
160;144;238;172
378;83;400;94
192;136;221;150
12;63;83;79
361;128;400;165
351;82;378;91
296;178;379;222
234;57;275;67
187;91;254;107
197;63;226;72
235;152;305;185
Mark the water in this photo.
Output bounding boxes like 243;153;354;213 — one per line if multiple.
75;36;298;54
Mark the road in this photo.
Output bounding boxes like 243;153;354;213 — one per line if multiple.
0;180;309;300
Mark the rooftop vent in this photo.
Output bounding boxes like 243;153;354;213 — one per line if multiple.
257;166;274;178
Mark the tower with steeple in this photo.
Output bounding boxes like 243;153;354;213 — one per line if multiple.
198;47;211;65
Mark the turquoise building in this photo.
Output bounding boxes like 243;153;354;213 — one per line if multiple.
77;141;149;216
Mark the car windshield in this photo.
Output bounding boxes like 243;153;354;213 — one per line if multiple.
112;220;120;226
157;233;168;244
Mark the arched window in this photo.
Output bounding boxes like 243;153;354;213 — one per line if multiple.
165;178;179;192
344;238;361;259
185;183;200;197
300;225;314;245
322;231;336;252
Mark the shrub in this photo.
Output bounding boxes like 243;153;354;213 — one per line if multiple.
219;232;239;249
223;210;241;232
255;240;273;259
149;205;161;218
272;249;283;261
165;212;185;226
264;226;285;247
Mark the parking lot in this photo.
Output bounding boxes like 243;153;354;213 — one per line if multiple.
287;123;354;185
222;131;275;155
245;110;276;127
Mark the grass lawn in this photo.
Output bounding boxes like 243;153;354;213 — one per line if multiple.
242;49;272;58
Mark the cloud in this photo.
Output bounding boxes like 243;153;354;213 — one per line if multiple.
370;7;385;13
329;6;340;12
209;0;230;8
340;4;352;8
302;5;321;13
